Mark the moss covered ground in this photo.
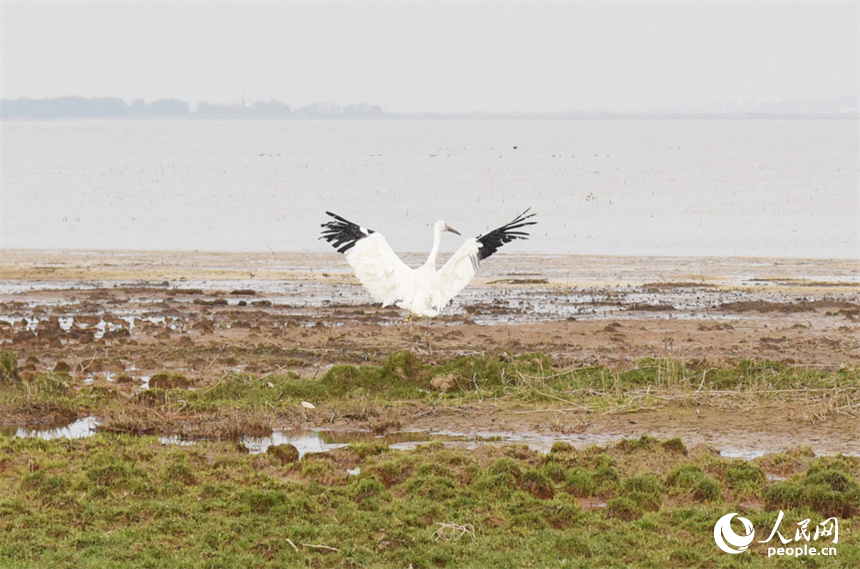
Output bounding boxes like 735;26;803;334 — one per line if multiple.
1;351;858;567
1;433;858;568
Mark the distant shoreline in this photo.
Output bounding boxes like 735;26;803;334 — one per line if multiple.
2;96;857;121
2;112;857;121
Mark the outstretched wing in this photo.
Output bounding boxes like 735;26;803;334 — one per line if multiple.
320;212;410;306
434;209;537;311
474;207;537;261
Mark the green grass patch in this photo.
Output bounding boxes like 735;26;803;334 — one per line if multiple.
2;352;858;421
1;433;857;568
765;456;860;518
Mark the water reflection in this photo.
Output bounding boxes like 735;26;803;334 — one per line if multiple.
15;416;100;440
157;435;197;447
719;449;775;460
243;431;346;456
243;429;434;456
2;418;855;461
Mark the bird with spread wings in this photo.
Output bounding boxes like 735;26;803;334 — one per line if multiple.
320;209;536;317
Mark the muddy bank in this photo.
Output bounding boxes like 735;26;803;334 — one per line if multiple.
1;249;858;456
1;252;857;378
10;408;860;460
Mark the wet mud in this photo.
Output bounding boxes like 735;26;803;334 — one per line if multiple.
1;250;858;457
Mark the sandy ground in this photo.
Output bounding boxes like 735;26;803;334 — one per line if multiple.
1;249;858;455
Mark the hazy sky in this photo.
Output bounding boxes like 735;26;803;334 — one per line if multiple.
2;2;857;113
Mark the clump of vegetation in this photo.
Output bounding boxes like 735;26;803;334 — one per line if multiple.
661;437;688;455
0;351;19;382
620;473;664;511
149;372;192;390
616;434;660;453
267;443;300;465
765;456;860;518
665;464;722;503
562;461;620;499
605;495;644;521
720;459;767;499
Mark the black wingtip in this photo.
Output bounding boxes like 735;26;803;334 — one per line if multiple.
320;212;375;254
475;208;537;261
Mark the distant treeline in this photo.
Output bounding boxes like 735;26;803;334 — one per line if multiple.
0;97;384;119
0;97;189;118
1;96;855;120
197;100;383;118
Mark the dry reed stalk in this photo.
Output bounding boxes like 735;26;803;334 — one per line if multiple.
514;371;592;411
433;522;476;543
510;407;588;415
312;323;335;380
302;543;340;552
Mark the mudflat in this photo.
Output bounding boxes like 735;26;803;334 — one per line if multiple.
1;249;857;457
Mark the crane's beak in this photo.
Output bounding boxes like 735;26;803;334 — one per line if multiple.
445;224;461;236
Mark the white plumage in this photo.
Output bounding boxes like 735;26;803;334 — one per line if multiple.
321;210;536;317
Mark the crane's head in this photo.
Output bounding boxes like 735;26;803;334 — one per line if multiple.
434;219;461;236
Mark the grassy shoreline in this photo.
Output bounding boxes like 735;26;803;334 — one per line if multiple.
1;431;858;568
3;351;858;428
3;349;859;567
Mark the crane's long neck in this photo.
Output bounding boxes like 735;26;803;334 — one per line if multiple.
424;225;443;269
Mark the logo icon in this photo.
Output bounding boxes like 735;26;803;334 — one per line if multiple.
714;513;755;554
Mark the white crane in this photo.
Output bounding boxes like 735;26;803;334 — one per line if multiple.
320;209;536;317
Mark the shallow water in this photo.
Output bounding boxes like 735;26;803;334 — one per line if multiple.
242;429;437;456
6;417;857;460
3;119;857;258
3;267;854;329
11;416;101;440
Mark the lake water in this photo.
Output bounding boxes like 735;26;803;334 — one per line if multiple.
2;119;857;258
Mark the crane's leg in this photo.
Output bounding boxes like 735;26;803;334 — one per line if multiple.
393;312;412;344
423;316;435;360
398;312;417;352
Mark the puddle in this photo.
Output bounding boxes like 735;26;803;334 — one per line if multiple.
2;417;857;460
242;429;436;457
243;431;348;456
157;435;197;447
719;449;775;460
13;416;101;440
